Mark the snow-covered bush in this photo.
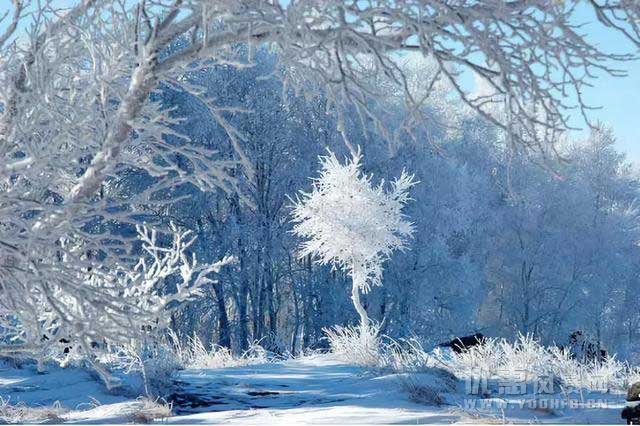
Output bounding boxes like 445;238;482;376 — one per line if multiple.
497;334;554;382
384;338;442;373
435;334;637;393
291;149;416;328
348;332;640;396
325;325;440;373
109;340;183;396
324;323;383;367
167;332;270;370
324;324;639;395
436;338;503;380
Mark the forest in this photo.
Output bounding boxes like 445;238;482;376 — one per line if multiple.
161;52;640;360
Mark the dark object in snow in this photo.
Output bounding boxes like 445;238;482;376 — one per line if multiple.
41;335;73;354
247;390;280;396
309;338;331;353
621;382;640;424
438;333;487;353
166;392;225;415
567;330;607;363
40;335;101;355
59;338;72;354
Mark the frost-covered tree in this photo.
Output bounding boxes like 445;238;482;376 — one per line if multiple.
291;150;416;326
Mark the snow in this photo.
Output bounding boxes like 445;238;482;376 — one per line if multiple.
162;354;459;424
0;360;125;409
0;355;629;424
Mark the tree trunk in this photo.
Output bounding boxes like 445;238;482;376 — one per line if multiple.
351;273;369;326
267;273;277;335
237;283;250;351
213;282;231;348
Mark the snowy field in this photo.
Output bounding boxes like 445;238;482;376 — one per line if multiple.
0;354;628;424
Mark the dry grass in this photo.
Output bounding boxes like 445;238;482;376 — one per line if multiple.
125;397;172;424
168;331;269;369
0;398;68;424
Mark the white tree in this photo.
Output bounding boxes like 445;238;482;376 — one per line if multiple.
291;149;416;326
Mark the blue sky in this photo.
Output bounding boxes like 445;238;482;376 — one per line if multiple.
570;6;640;163
580;60;640;164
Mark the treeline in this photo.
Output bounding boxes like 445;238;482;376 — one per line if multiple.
119;52;640;359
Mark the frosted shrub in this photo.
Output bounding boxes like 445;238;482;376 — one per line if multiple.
627;367;640;388
583;357;629;392
498;334;553;381
436;337;503;380
323;327;640;396
384;338;438;373
546;352;630;393
438;334;637;393
324;326;445;372
547;345;581;387
168;332;269;369
436;334;556;382
3;223;232;376
324;323;383;367
101;331;272;397
110;340;183;396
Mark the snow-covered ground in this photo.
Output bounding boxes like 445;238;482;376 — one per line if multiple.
0;355;628;424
